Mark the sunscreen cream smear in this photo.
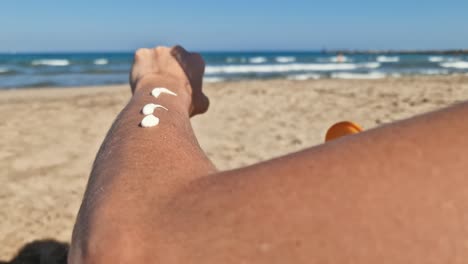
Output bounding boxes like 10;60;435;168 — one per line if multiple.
142;104;169;115
139;87;175;128
140;115;160;128
151;87;177;98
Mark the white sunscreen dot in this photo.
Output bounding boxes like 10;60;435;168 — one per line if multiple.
140;115;160;128
151;87;177;98
141;103;169;115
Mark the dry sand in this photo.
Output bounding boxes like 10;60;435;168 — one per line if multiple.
1;75;468;259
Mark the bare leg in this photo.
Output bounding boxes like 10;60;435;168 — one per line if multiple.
71;46;468;264
163;102;468;263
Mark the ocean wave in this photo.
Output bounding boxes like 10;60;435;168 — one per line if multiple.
31;59;70;66
22;81;61;88
204;77;225;83
275;56;296;63
287;73;321;81
331;72;386;80
94;59;108;65
82;69;124;74
249;57;267;64
205;62;380;74
226;57;237;63
319;56;351;63
440;61;468;69
428;56;444;62
376;56;400;63
429;56;460;63
226;57;248;63
0;67;18;76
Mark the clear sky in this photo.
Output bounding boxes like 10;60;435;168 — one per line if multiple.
1;0;468;52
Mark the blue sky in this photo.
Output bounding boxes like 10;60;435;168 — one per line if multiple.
1;0;467;52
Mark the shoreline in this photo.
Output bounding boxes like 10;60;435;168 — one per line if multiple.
1;73;467;91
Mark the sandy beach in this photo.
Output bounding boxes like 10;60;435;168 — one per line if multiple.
1;75;468;259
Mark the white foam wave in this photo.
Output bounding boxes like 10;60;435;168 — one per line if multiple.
331;72;386;80
0;67;9;73
376;56;400;63
275;56;296;63
428;56;444;62
226;57;237;63
429;56;460;63
440;61;468;69
226;57;248;63
31;59;70;66
319;56;350;63
204;77;225;83
287;73;321;81
94;59;108;65
249;57;267;64
205;62;380;74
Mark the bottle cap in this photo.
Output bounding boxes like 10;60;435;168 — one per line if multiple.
325;121;363;142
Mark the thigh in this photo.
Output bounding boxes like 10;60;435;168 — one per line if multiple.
156;103;468;263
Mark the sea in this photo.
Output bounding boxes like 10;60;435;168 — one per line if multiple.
1;51;468;89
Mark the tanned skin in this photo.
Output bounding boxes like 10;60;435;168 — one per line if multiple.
70;45;468;264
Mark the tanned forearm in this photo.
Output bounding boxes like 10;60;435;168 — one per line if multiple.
69;48;216;263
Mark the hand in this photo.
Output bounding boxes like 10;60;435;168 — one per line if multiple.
130;45;209;116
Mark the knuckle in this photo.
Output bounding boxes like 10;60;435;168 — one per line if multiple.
155;46;168;53
134;48;149;60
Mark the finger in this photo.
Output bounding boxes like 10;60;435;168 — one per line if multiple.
190;53;206;74
190;93;209;117
197;94;210;115
171;45;189;62
130;48;152;92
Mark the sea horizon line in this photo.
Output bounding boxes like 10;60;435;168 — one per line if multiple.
1;49;468;55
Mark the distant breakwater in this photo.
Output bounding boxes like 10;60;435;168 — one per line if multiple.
326;49;468;55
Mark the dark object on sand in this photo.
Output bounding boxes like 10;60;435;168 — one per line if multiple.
0;239;68;264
